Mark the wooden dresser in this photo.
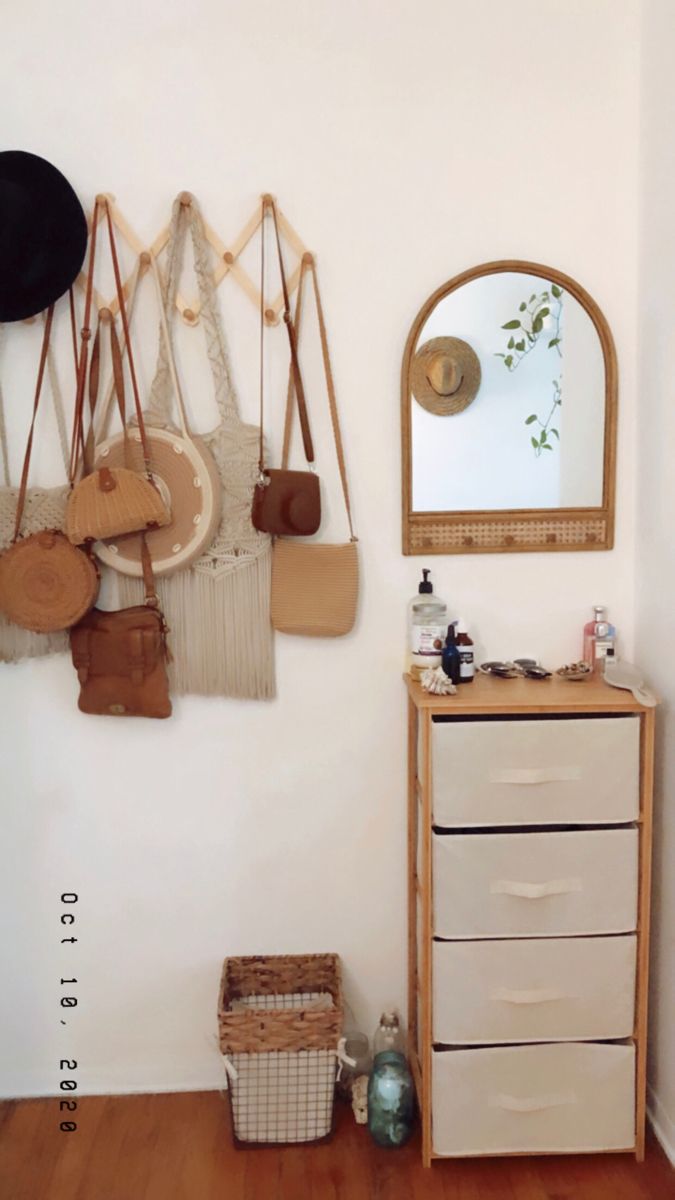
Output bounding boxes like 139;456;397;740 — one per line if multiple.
406;672;656;1167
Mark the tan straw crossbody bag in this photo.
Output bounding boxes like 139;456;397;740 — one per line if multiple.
66;197;169;546
271;254;358;638
93;247;221;577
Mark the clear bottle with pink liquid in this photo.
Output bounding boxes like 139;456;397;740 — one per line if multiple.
583;605;616;674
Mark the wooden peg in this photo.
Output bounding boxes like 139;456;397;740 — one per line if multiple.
140;251;151;267
302;252;314;266
99;307;112;322
261;193;274;209
182;307;198;326
179;192;192;207
264;308;276;324
223;251;235;264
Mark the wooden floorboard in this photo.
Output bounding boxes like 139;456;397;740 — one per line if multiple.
0;1091;672;1200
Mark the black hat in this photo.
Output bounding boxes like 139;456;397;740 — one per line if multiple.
0;150;88;322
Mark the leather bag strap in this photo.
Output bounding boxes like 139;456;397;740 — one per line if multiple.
70;198;101;484
281;255;357;542
103;201;154;479
258;196;315;471
12;304;55;541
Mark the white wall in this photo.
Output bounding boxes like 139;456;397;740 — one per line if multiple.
637;0;675;1165
0;0;642;1098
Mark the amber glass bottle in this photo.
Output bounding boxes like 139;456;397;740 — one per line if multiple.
456;619;475;683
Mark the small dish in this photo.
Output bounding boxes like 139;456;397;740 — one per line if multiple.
556;661;592;682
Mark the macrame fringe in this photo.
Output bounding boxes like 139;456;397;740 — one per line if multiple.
118;547;276;699
0;617;68;664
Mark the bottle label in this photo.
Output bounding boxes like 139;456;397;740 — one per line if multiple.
411;624;446;658
459;649;475;679
595;638;613;660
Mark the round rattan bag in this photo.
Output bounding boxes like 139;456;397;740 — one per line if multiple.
92;252;221;578
93;426;221;577
0;530;99;632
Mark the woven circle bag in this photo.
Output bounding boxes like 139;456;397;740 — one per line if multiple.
0;306;98;633
94;249;221;577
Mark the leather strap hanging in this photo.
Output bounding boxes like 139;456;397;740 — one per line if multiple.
281;254;357;543
252;196;321;538
12;305;56;542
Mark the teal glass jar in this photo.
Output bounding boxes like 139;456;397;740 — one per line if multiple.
367;1051;415;1148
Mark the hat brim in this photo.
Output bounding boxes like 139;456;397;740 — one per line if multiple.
411;336;481;416
0;151;88;322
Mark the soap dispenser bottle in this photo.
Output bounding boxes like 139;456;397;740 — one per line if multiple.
408;569;448;680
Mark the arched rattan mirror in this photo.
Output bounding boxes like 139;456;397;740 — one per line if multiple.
401;261;617;554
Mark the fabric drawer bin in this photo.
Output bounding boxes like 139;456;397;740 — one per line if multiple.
432;716;639;827
432;1042;635;1156
432;827;638;939
433;934;636;1044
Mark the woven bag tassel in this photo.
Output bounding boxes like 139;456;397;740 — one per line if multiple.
119;543;275;699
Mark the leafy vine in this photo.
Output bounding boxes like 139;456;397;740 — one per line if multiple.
495;284;564;456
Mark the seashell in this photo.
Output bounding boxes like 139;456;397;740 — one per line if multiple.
421;665;457;695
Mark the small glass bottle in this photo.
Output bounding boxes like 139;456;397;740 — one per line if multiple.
583;605;617;674
367;1013;414;1148
456;619;475;683
408;570;448;680
441;622;461;685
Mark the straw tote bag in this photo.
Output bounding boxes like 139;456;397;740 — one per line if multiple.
66;198;169;546
0;313;75;661
271;256;359;638
116;193;275;699
252;196;321;538
93;249;221;577
0;305;99;634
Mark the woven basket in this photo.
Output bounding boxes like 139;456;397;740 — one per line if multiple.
218;954;342;1146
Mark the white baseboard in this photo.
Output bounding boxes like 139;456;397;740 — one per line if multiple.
648;1085;675;1165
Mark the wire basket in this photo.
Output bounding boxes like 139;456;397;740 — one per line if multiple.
217;953;342;1146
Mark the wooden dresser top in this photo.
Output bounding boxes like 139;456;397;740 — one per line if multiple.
405;671;654;716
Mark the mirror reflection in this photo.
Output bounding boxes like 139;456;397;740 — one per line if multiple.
411;271;606;512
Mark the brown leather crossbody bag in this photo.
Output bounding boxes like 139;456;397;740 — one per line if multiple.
70;536;172;719
251;196;320;537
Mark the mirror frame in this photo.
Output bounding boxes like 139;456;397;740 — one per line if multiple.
401;260;617;555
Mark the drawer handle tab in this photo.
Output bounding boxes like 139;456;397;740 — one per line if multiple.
490;1090;577;1114
492;986;570;1005
490;878;582;899
490;766;581;785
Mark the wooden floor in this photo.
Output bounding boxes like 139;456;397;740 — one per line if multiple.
0;1091;673;1200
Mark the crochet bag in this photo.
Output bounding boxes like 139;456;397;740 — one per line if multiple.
116;193;275;699
271;255;359;638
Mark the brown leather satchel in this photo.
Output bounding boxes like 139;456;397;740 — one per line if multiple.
251;196;320;537
70;538;171;719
